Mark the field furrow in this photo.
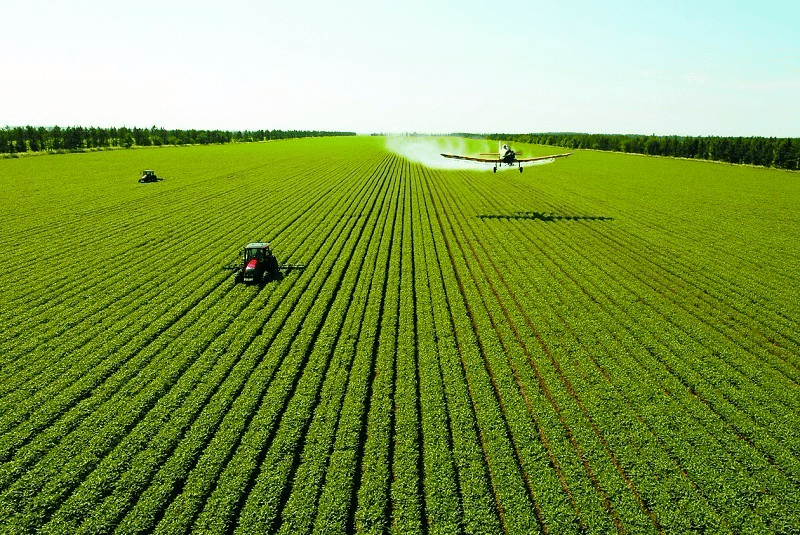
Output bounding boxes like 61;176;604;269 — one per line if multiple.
1;137;798;534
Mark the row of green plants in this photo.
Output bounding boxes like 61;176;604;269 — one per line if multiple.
438;168;720;531
36;160;352;534
1;136;798;532
133;150;390;534
439;161;799;531
0;139;379;532
0;145;355;531
275;159;400;534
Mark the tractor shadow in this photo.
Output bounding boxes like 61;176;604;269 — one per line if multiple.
477;211;614;222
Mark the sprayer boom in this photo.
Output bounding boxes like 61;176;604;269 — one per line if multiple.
222;242;307;285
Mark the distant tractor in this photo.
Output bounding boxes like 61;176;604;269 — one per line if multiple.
139;170;160;183
224;242;306;285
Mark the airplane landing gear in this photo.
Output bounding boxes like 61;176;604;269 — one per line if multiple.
493;166;497;173
519;165;523;173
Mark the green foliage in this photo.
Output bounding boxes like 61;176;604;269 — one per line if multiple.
0;125;356;154
1;138;798;533
486;132;800;170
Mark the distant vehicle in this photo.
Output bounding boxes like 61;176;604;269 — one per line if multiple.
441;141;572;173
223;242;307;285
139;170;161;183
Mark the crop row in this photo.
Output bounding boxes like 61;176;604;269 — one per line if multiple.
428;165;798;531
110;153;389;534
2;137;797;533
274;156;402;534
0;142;389;532
0;159;336;466
521;190;800;474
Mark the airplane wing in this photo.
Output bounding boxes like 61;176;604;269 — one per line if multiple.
440;153;500;163
441;152;573;165
516;152;573;163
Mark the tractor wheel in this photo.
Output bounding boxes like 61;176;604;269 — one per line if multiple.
265;256;280;280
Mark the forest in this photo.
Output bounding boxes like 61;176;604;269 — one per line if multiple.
3;126;798;172
487;132;800;170
0;125;355;154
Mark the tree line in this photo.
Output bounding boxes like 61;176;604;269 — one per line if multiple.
0;126;355;154
485;133;800;171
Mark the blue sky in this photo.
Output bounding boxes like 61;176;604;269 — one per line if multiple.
1;0;798;136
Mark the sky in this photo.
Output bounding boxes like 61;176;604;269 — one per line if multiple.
1;0;798;136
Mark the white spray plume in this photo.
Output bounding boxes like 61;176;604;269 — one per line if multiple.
384;136;497;171
384;136;557;171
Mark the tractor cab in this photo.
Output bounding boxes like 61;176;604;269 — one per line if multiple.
240;242;279;284
244;242;272;263
139;170;159;183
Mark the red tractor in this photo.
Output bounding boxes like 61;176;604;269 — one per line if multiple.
224;242;305;285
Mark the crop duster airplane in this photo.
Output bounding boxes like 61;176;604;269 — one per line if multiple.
441;141;572;173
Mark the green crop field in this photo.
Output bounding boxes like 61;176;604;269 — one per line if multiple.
1;136;798;534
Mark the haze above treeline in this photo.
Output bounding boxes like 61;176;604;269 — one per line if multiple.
2;125;798;171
